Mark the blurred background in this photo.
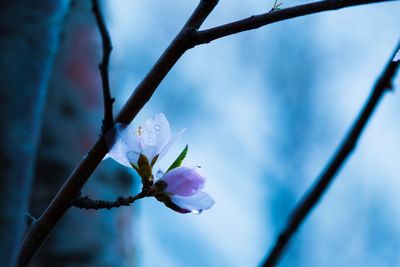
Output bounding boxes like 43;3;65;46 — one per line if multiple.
7;0;400;266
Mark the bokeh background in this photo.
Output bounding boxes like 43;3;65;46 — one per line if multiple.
25;0;400;266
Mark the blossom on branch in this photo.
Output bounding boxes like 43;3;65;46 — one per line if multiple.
105;113;184;167
104;113;214;214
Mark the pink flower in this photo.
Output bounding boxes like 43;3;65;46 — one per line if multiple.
161;166;214;214
105;113;184;167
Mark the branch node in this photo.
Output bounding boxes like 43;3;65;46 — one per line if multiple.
25;213;36;227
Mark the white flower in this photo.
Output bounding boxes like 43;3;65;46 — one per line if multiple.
105;113;184;167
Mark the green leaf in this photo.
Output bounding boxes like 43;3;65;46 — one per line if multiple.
166;145;188;173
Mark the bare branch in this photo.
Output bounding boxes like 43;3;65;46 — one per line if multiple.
72;192;147;210
194;0;397;46
261;41;400;267
16;1;218;266
92;0;115;134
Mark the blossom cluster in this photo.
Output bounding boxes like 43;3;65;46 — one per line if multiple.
105;113;214;214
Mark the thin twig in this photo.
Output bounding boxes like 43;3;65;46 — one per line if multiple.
269;0;283;12
194;0;396;46
261;41;400;267
92;0;115;134
72;192;147;210
16;1;218;266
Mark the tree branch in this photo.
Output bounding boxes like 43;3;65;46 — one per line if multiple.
194;0;397;46
71;192;147;210
261;41;400;267
92;0;115;134
16;1;218;266
25;213;36;227
16;0;396;265
116;0;219;124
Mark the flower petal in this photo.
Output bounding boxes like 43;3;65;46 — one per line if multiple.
162;167;205;196
104;123;132;168
158;128;185;160
139;113;170;161
104;114;179;167
126;151;141;166
171;192;214;212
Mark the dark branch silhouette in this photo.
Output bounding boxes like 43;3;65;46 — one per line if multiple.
261;41;400;267
16;0;397;265
25;213;36;227
16;1;218;265
92;0;115;133
194;0;396;46
72;192;147;210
